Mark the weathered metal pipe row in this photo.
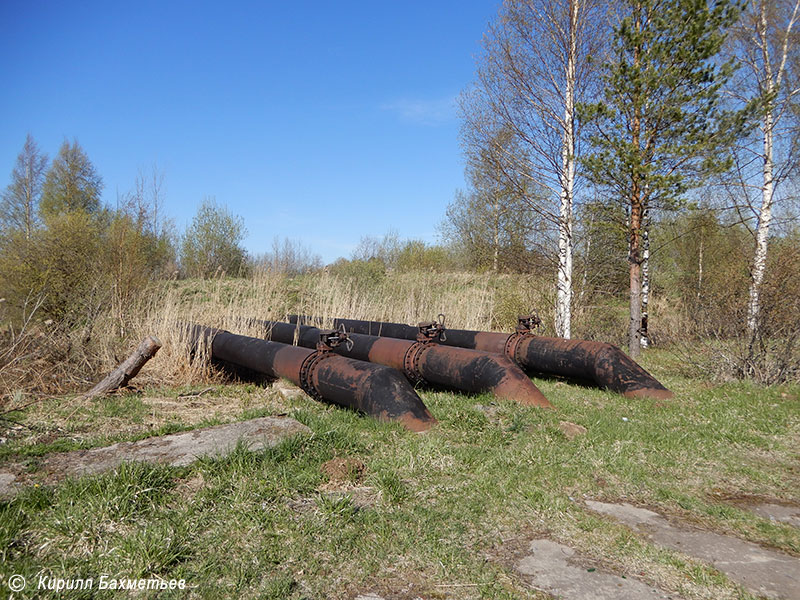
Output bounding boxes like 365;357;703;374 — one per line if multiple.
250;319;552;408
186;324;437;431
289;315;673;399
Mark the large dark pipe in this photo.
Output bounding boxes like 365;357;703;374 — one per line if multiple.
187;324;436;431
290;315;673;400
252;320;552;408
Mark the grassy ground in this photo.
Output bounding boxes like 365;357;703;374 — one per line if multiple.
1;356;798;599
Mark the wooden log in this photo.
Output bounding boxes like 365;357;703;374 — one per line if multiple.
83;336;162;399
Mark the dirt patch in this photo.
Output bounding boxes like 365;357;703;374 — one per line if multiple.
346;572;443;600
559;421;587;440
175;472;206;498
321;457;366;486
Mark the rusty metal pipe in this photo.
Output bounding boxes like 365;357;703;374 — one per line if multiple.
290;316;672;399
187;324;436;431
254;320;552;408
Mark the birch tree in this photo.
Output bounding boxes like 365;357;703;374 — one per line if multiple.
727;0;800;340
0;134;48;239
444;128;542;272
180;198;248;279
580;0;741;358
462;0;605;338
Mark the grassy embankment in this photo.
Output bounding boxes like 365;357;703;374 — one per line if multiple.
1;273;798;599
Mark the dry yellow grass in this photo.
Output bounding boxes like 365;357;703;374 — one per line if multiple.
89;271;542;391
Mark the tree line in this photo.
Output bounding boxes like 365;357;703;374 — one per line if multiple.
2;0;798;383
444;0;800;363
0;137;252;329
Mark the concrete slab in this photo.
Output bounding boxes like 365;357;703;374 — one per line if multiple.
747;502;800;529
0;416;310;498
586;500;800;600
515;539;682;599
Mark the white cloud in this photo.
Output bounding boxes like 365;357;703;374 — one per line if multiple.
381;95;457;125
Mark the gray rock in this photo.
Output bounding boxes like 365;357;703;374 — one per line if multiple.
0;416;311;498
0;471;19;498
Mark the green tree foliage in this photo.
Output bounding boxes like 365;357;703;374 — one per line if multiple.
393;240;456;273
327;257;387;287
442;128;551;274
442;188;537;273
180;198;248;278
1;134;48;239
575;200;629;299
655;208;750;335
40;140;103;219
0;211;103;324
252;237;322;275
104;212;175;323
0;143;174;331
579;0;742;356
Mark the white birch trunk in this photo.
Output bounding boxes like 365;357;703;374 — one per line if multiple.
640;208;650;349
556;0;578;340
697;235;704;302
747;110;774;334
493;195;500;272
744;0;799;337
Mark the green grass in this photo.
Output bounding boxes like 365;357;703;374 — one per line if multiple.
0;373;798;599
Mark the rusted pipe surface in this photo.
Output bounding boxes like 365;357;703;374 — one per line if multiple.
187;324;436;431
517;336;672;399
259;320;551;407
291;316;672;400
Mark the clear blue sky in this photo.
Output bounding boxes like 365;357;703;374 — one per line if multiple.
0;0;499;263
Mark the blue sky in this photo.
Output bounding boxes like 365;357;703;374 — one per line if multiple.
0;1;500;262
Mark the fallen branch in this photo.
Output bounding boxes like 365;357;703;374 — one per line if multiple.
177;387;215;399
81;336;162;400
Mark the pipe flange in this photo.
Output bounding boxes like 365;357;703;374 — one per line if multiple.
298;350;338;401
503;332;528;366
402;341;429;386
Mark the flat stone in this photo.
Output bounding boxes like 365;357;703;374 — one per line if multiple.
747;502;800;528
0;417;311;498
586;500;800;600
273;380;308;400
0;471;19;497
515;539;681;599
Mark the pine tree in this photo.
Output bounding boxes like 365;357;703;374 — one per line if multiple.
580;0;743;357
40;140;103;219
0;134;48;238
